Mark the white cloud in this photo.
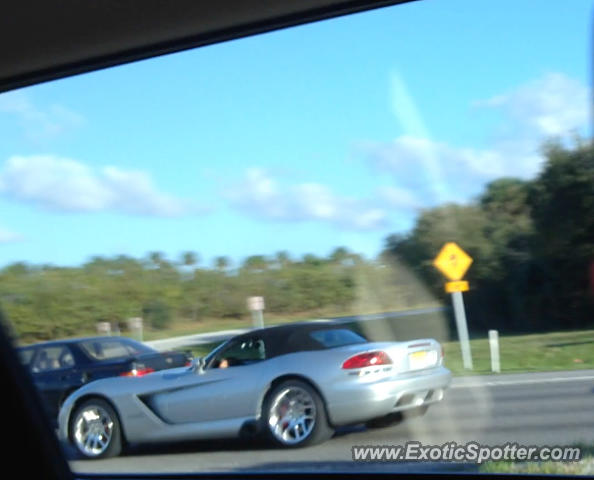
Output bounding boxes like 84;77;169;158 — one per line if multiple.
366;135;513;180
227;73;587;230
226;168;388;231
226;168;286;218
363;72;587;209
0;91;84;140
0;155;197;217
369;133;543;177
475;72;588;138
362;136;523;206
0;227;23;243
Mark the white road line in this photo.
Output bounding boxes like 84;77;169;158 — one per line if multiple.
451;375;594;388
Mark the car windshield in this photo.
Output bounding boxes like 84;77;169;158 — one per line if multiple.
0;0;592;476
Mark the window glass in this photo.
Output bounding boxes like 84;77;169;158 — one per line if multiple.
120;338;156;356
31;346;74;372
310;328;367;348
211;338;266;368
18;348;35;366
79;340;131;360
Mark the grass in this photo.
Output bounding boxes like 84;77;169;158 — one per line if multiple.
480;444;594;474
481;460;594;475
443;329;594;376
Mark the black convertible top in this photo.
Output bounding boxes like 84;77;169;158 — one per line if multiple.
231;321;367;359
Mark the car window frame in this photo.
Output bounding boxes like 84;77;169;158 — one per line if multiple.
205;336;267;369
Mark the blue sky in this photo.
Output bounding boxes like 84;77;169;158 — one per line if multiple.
0;0;590;268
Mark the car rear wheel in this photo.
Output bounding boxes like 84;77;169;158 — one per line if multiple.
70;398;122;459
263;380;333;448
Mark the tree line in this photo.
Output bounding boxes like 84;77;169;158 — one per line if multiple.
0;247;436;343
383;140;594;334
1;140;592;342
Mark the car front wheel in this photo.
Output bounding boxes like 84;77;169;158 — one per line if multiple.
70;398;122;459
263;380;333;448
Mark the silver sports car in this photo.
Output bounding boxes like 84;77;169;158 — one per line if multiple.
58;321;451;458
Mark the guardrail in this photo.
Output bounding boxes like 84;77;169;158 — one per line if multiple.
145;306;445;351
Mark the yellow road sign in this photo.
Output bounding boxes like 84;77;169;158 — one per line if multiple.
433;242;473;281
445;280;469;293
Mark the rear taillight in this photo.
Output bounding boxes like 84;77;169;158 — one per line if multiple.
120;365;155;377
342;351;392;369
185;360;192;367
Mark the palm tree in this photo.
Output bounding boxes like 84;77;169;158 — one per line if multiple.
214;256;230;272
148;251;165;268
302;253;322;266
180;251;199;268
329;246;350;264
275;250;291;269
242;255;268;272
179;251;199;280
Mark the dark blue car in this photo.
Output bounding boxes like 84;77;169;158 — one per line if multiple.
17;336;192;423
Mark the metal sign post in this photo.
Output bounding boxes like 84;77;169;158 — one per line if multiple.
247;296;265;328
434;242;474;370
451;290;473;370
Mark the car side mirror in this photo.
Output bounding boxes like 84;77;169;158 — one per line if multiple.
190;357;204;372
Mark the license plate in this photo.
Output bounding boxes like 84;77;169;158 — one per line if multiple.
408;350;437;370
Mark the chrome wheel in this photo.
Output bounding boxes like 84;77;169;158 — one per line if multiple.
268;386;316;445
73;405;114;457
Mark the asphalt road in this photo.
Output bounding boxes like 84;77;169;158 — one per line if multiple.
69;369;594;474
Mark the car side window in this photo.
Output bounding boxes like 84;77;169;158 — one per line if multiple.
121;339;155;356
210;338;266;369
79;339;131;360
18;348;35;368
309;329;368;348
31;346;75;372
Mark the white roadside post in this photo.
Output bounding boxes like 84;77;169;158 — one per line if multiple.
247;296;265;328
433;242;474;370
96;321;111;336
128;317;144;342
488;329;501;373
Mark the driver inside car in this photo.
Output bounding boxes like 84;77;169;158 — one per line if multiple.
218;358;229;368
